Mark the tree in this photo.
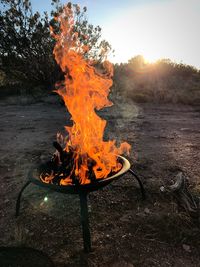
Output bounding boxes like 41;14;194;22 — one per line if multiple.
0;0;54;88
50;1;113;63
0;0;113;90
128;55;146;72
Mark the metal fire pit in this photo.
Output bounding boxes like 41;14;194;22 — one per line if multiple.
15;156;145;252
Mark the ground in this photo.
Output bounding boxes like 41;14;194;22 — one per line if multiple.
0;95;200;267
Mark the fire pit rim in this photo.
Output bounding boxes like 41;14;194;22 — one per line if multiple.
27;155;130;194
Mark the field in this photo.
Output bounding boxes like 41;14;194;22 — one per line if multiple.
0;95;200;267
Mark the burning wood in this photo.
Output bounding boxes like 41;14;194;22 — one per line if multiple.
40;141;124;186
41;4;130;186
40;141;100;185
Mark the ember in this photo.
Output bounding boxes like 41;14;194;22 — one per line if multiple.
41;3;130;186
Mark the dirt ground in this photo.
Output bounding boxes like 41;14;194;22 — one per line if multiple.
0;95;200;267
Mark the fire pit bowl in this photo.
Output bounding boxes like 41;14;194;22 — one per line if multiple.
15;155;145;252
28;155;130;194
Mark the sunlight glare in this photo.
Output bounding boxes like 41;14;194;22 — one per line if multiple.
101;0;200;68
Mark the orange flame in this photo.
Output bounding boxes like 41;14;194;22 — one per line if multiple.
51;4;130;185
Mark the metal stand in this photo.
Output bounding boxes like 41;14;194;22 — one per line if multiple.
15;167;145;252
79;192;91;252
15;181;31;217
129;169;146;200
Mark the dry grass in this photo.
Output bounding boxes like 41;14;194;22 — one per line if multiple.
113;58;200;105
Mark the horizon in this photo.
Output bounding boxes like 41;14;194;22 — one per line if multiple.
31;0;200;69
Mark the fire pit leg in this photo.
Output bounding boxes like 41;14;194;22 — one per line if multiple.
15;181;31;217
79;192;91;253
129;169;146;200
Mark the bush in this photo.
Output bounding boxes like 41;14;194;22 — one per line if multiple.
114;56;200;105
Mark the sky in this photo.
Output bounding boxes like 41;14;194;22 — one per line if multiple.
31;0;200;69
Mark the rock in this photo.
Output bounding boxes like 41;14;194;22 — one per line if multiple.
4;199;10;204
109;261;134;267
160;186;165;192
144;208;150;214
182;244;191;252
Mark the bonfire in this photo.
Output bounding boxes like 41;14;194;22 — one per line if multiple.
40;3;130;186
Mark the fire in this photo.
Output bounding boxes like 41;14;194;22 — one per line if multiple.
47;3;130;185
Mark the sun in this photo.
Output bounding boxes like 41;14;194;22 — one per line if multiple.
142;54;158;64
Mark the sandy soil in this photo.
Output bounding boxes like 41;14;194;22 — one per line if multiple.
0;95;200;267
